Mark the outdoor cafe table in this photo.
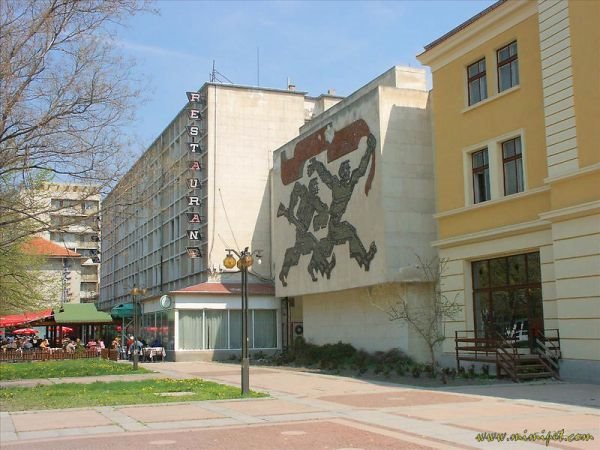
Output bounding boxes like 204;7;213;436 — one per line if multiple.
143;347;165;362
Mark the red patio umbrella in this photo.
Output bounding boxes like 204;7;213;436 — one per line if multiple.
57;326;73;334
12;328;39;335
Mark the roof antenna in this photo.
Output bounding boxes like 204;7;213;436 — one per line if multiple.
210;60;233;84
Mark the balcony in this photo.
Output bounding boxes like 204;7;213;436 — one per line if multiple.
80;290;98;300
81;274;98;283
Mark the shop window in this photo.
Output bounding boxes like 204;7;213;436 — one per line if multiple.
254;310;277;348
471;251;543;347
205;310;228;349
178;310;203;349
229;310;242;349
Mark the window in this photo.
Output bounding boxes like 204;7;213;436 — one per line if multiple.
502;137;523;195
205;310;228;349
497;41;519;92
177;309;277;351
178;310;203;349
467;58;487;105
229;310;242;349
464;131;527;206
472;252;542;346
472;149;490;203
254;310;277;348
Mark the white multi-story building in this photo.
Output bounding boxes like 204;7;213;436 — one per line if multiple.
37;182;101;304
99;82;341;360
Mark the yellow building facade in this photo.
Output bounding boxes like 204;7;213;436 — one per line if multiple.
418;0;599;380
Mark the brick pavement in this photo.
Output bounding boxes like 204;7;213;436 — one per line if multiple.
1;361;598;449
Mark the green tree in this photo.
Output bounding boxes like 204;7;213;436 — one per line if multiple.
0;0;152;249
0;229;48;314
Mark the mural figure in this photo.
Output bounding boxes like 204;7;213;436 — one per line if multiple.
307;133;378;271
277;178;335;286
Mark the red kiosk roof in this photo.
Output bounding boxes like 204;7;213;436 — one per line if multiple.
0;309;53;328
172;282;275;295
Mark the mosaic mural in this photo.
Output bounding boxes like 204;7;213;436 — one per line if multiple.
278;120;378;286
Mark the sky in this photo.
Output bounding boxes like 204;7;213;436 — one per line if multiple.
116;0;496;150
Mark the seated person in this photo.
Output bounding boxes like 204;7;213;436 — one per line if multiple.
65;341;76;353
150;337;161;347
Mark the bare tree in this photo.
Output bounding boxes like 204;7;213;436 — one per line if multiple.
368;257;461;374
0;0;153;248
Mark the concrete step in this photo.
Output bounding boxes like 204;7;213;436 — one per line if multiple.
517;371;554;380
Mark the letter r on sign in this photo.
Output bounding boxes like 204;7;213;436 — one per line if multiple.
187;92;201;102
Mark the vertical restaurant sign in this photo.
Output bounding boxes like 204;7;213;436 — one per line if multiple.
185;91;204;258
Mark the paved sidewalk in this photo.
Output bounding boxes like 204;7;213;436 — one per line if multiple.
1;361;598;449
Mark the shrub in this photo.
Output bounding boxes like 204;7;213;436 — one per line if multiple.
411;365;422;378
481;364;490;377
395;363;406;376
467;364;476;378
352;349;371;374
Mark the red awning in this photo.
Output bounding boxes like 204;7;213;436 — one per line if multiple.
0;309;53;328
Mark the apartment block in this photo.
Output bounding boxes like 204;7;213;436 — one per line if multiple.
37;182;101;304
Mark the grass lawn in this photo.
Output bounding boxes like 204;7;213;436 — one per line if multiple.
0;378;266;411
0;359;151;381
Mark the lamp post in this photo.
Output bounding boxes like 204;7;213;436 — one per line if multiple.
223;247;261;395
130;286;147;369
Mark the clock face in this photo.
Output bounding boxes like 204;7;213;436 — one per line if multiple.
159;295;172;309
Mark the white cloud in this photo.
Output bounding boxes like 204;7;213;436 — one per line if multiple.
113;39;205;62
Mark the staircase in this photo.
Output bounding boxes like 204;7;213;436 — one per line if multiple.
495;330;561;382
456;329;561;383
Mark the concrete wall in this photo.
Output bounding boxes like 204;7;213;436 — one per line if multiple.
38;257;82;306
207;85;307;280
272;66;434;297
270;66;436;359
301;284;431;363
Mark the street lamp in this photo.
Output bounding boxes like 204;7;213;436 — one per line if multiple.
130;286;147;369
223;247;262;395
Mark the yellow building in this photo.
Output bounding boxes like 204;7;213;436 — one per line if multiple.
417;0;599;381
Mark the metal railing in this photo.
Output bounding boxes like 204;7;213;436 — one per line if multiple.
533;328;561;379
455;330;500;368
456;328;562;382
0;348;118;362
494;331;520;382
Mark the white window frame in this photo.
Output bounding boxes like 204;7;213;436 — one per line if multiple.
463;129;527;206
